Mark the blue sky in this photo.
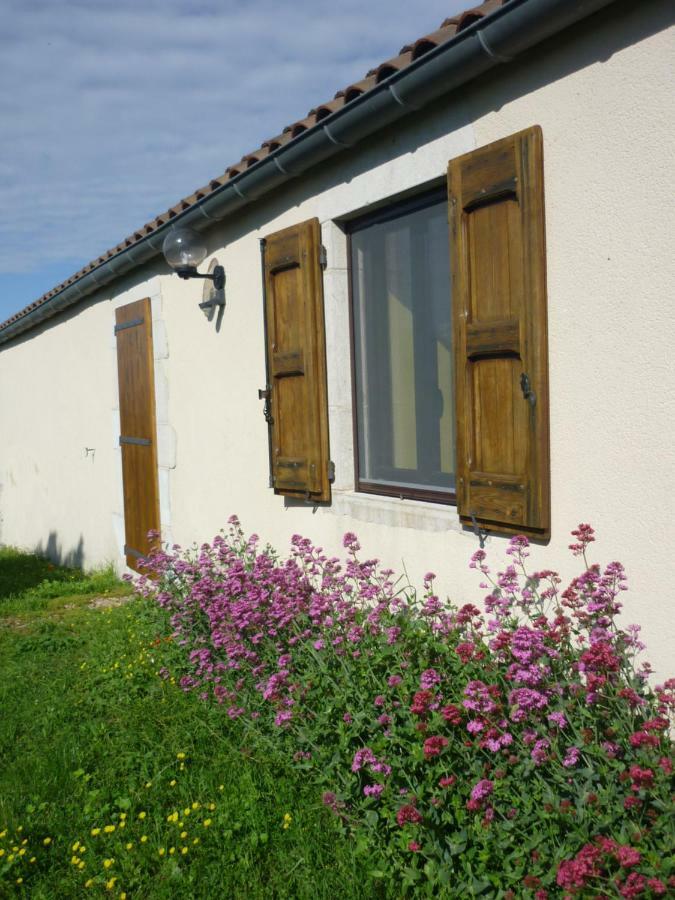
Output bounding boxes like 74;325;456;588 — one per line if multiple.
0;0;469;324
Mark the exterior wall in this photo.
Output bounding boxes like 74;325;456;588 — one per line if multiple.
1;2;672;676
0;291;119;568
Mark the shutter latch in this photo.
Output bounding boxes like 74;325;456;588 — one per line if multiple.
470;512;488;550
520;373;537;408
319;245;327;270
258;386;273;424
327;460;335;483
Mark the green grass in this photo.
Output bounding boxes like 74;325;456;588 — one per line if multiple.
0;550;365;899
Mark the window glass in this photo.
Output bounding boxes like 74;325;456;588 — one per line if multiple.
350;193;455;498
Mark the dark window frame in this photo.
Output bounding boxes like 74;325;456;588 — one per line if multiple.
346;187;457;506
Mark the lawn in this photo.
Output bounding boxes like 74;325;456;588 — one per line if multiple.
0;549;362;899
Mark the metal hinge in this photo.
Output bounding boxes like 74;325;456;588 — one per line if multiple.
327;459;335;483
319;245;327;270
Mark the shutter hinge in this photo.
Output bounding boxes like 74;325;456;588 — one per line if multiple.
319;245;327;270
268;474;275;489
327;459;335;483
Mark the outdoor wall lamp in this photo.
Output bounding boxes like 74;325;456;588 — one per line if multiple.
162;227;225;292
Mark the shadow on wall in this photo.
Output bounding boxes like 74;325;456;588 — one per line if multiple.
34;532;85;569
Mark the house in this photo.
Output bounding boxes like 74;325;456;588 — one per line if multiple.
0;0;673;679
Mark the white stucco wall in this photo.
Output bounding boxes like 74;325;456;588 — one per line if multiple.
0;292;119;568
1;1;672;676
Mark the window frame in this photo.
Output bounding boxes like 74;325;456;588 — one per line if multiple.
346;186;457;506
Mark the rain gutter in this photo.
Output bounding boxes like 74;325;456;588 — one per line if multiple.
0;0;618;345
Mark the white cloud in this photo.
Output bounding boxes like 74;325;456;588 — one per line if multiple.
0;0;469;284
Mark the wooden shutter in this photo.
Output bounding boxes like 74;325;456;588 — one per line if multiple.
448;126;550;539
114;298;161;570
262;218;331;502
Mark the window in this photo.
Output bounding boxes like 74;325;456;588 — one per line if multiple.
348;189;455;503
345;126;550;538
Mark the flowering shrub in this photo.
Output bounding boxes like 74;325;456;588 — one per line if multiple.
134;521;674;896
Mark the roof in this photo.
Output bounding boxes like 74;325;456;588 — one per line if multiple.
0;0;509;336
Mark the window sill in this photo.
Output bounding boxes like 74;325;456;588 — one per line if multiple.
326;489;462;534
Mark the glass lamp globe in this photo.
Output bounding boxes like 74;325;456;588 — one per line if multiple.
162;227;208;273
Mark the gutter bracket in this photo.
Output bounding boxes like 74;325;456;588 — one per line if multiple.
476;28;513;63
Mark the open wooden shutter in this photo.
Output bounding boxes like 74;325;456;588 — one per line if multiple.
114;298;160;570
448;126;550;539
262;218;331;502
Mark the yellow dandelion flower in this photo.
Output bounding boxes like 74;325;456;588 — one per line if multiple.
169;779;176;787
16;878;23;885
192;838;200;845
71;855;80;865
180;831;188;839
103;858;114;869
12;845;19;852
119;813;127;820
0;849;4;858
8;853;15;862
72;841;80;852
105;877;117;890
202;819;212;828
183;808;191;817
18;848;26;856
218;784;224;792
30;856;36;864
78;861;86;870
43;836;52;845
17;827;23;833
119;821;126;830
21;838;27;845
169;847;175;855
176;752;186;760
181;846;188;855
125;842;133;850
104;825;115;834
80;846;87;853
120;893;127;900
85;878;94;888
208;803;216;811
178;821;184;828
179;763;185;771
140;835;148;843
158;848;165;857
192;802;200;810
91;828;101;836
0;830;6;839
145;782;152;789
137;811;146;820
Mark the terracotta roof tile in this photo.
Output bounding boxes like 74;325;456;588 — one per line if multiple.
0;0;507;335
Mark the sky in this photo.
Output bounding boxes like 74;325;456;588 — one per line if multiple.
0;0;470;324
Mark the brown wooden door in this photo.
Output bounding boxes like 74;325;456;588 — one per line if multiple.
115;298;160;570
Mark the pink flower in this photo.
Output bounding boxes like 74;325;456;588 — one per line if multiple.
420;669;441;690
396;804;422;827
438;775;456;788
408;841;422;852
410;690;434;716
563;746;580;768
547;712;567;729
441;704;463;725
351;748;376;772
363;784;384;797
615;846;641;868
467;779;493;811
387;675;402;688
423;736;448;758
